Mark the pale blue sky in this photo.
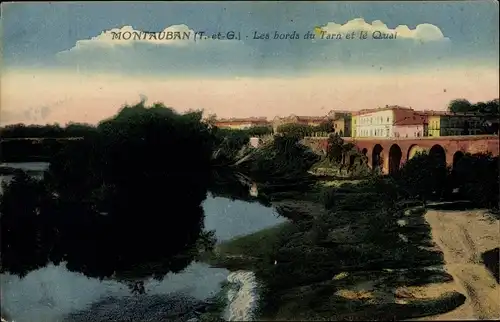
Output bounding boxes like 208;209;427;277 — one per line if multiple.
2;1;498;75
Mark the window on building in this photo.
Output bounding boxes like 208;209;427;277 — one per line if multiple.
387;117;389;122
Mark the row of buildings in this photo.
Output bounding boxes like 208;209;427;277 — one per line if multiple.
212;105;495;138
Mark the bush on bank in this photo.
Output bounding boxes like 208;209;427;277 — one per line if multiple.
392;150;498;210
234;134;320;186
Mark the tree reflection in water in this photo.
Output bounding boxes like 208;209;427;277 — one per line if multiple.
0;170;215;290
0;104;220;291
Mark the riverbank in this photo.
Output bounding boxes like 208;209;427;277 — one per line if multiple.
207;179;496;320
410;207;499;320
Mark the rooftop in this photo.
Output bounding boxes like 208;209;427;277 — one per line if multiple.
215;117;269;123
353;105;413;116
394;114;427;126
419;110;483;117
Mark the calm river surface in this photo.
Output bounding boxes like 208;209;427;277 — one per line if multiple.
1;162;285;322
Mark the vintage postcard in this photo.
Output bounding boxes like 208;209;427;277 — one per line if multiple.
1;1;499;321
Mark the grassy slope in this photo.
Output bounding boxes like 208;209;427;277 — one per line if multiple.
208;180;466;321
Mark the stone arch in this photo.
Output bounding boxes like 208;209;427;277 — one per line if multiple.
407;144;425;160
360;148;368;165
372;144;384;171
389;144;402;175
429;144;446;167
452;150;465;168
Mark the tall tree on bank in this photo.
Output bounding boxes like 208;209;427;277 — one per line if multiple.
448;99;473;113
315;120;335;133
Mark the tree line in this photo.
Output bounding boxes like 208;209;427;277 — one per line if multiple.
396;150;499;210
276;121;335;138
447;98;499;134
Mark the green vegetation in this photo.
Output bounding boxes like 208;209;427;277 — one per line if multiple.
209;149;497;320
233;134;320;195
275;121;334;139
309;133;370;177
447;98;499;134
276;123;316;138
211;176;462;320
452;152;499;210
0;122;97;138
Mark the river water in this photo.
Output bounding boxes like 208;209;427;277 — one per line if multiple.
0;163;285;322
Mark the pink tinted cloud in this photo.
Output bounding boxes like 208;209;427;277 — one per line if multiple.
1;67;498;125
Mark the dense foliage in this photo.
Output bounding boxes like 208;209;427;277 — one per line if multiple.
0;122;97;138
395;151;450;205
235;134;319;184
276;123;316;138
320;150;499;212
393;151;498;210
326;133;366;171
447;98;499;134
275;121;334;138
1;102;218;282
452;152;499;209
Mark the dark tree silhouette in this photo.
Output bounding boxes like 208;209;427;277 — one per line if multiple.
1;102;218;284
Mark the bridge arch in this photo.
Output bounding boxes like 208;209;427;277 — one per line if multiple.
429;144;446;166
372;144;384;171
359;148;368;165
389;144;402;175
407;144;426;160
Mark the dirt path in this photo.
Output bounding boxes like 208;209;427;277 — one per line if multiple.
416;209;500;320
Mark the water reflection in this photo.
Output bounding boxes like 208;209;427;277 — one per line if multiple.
203;194;281;241
2;262;230;322
1;163;284;321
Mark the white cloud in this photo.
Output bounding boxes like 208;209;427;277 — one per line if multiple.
51;20;455;76
316;18;448;42
54;24;253;75
58;24;238;54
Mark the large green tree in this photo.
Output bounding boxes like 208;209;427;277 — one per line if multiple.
276;123;315;138
315;120;335;133
396;151;450;206
448;99;473;113
453;152;499;209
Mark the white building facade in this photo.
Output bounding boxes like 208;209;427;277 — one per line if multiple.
353;106;423;138
354;109;394;138
393;124;425;138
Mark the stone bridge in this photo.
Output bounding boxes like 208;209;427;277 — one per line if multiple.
303;135;500;174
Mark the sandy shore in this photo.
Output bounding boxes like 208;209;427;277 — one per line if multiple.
412;208;500;320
